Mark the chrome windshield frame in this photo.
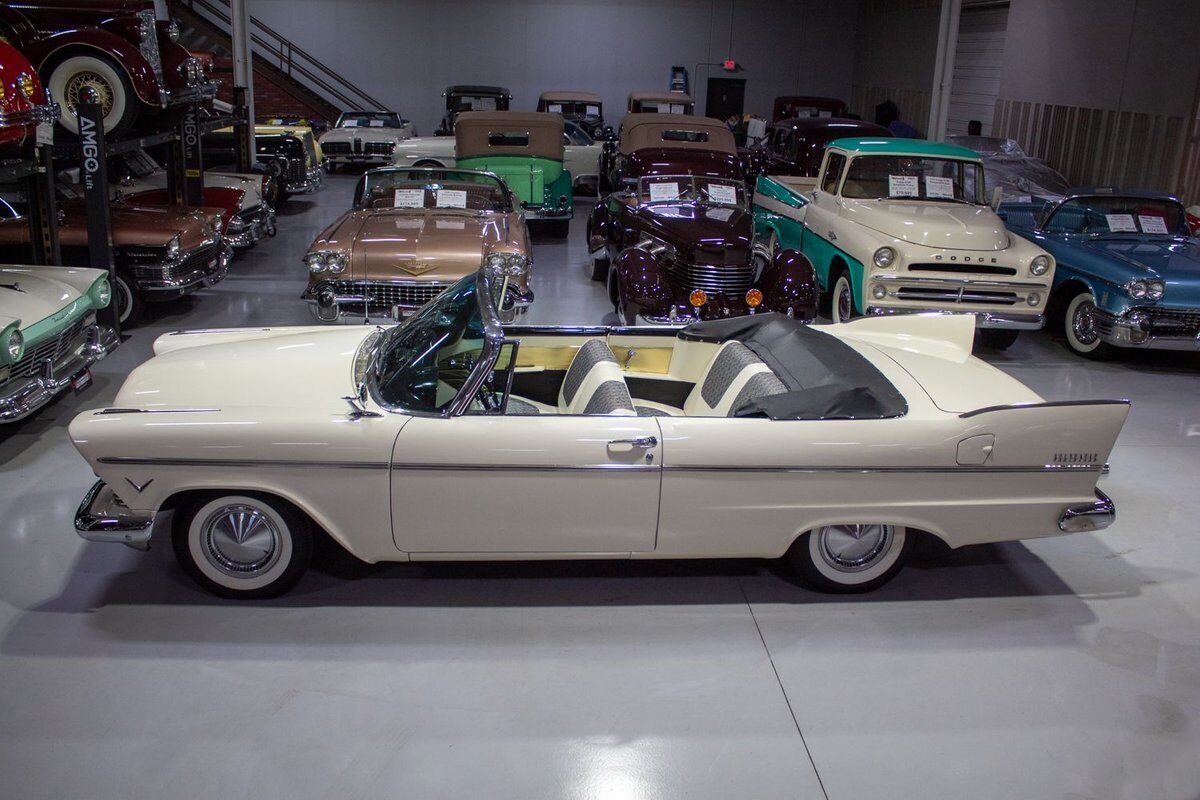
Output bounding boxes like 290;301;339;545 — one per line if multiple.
635;174;748;209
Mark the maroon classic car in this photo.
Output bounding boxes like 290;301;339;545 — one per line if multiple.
771;95;848;122
588;114;817;324
749;117;892;180
0;0;216;135
0;39;57;153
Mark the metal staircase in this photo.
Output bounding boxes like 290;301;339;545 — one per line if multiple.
170;0;388;125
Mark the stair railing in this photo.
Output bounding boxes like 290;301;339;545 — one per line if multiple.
176;0;388;113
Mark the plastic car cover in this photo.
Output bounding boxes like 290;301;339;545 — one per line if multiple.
947;135;1071;202
679;313;908;420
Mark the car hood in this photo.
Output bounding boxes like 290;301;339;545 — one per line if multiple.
1078;236;1200;305
322;127;404;143
116;326;375;410
342;208;512;281
843;199;1010;251
635;202;753;264
0;268;89;331
56;199;220;248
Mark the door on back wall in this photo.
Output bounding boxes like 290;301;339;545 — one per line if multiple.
705;78;745;122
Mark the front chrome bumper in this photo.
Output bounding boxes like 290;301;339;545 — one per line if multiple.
161;80;220;107
225;205;276;248
522;205;572;221
1059;489;1116;533
0;101;60;127
865;306;1046;330
134;242;232;296
285;165;325;194
75;480;156;549
1093;307;1200;351
0;324;117;423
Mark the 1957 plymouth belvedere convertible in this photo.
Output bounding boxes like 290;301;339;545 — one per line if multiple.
302;167;531;322
71;268;1127;599
754;137;1057;349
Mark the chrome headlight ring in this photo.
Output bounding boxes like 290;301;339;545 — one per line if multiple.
305;252;329;273
326;251;349;274
166;234;181;260
1146;280;1165;301
90;276;112;308
1030;254;1051;276
1125;279;1150;300
3;327;23;364
873;246;896;269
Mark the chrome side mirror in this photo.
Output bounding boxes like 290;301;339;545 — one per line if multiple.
990;186;1003;211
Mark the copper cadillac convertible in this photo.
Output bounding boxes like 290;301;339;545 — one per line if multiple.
302;167;531;322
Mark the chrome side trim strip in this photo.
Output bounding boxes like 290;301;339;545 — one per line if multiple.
660;464;1104;474
97;457;390;470
95;408;221;415
959;399;1130;419
391;463;660;472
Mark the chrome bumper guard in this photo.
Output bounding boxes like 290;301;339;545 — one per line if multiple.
1093;308;1200;351
1059;489;1116;533
226;206;275;248
75;480;155;549
135;241;232;293
0;324;117;423
0;101;60;127
286;166;325;194
161;80;220;106
865;306;1045;330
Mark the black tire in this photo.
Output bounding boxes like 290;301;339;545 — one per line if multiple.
788;525;912;593
607;265;620;309
590;253;610;282
413;159;446;168
552;219;570;239
976;329;1020;351
113;272;142;327
172;492;313;599
45;52;139;137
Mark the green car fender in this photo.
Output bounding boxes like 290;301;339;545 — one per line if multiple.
799;228;866;310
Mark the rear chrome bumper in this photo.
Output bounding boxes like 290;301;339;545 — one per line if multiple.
75;480;155;549
0;324;117;423
1059;489;1116;533
865;306;1046;330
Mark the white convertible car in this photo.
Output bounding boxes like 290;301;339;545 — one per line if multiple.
71;269;1127;599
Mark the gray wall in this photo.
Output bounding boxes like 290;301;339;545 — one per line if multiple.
847;0;941;132
248;0;859;134
999;0;1200;117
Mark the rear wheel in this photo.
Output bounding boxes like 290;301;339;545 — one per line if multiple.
788;524;911;593
830;271;855;323
172;493;312;599
590;252;610;282
1063;290;1113;359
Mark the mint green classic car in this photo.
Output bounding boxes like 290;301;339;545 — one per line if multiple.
455;111;573;237
1;265;117;422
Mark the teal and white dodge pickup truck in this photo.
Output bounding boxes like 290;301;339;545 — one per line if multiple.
752;137;1056;349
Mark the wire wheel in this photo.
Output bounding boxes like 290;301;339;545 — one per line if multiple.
64;70;115;117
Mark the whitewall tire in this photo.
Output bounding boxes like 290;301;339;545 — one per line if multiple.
830;272;855;323
47;54;136;136
113;273;141;327
172;493;312;599
1063;291;1112;358
789;524;911;593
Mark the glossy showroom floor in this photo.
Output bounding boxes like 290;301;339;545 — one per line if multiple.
2;174;1199;800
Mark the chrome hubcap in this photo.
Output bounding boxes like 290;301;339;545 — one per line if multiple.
1072;299;1099;345
837;282;852;321
201;504;282;578
818;524;893;572
64;71;114;117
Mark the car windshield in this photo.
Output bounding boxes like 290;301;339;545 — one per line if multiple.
636;101;692;114
1042;196;1188;236
637;175;746;208
450;94;500;112
339;112;403;129
355;169;511;212
841;155;985;203
373;275;488;413
546;100;601;118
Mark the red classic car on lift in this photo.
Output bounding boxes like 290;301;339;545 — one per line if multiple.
0;39;57;153
0;0;216;136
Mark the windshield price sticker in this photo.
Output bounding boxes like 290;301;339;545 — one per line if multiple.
669;104;685;114
1138;214;1169;234
436;189;468;208
649;181;681;202
369;119;384;127
924;176;955;199
394;188;425;208
436;220;466;230
1105;214;1137;232
548;104;562;113
888;175;919;198
586;105;600;116
707;183;738;205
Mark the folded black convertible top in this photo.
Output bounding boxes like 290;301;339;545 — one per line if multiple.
680;313;908;420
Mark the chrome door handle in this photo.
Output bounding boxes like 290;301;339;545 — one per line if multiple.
608;435;658;448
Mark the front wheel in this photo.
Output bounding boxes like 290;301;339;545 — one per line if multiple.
590;252;610;282
1063;291;1113;359
172;493;313;599
829;271;855;323
46;53;138;137
113;273;142;327
788;524;911;593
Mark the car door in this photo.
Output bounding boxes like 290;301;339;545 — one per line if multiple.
391;415;663;555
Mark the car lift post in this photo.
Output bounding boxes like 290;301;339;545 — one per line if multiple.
75;101;120;336
25;142;60;266
166;101;205;207
233;86;252;173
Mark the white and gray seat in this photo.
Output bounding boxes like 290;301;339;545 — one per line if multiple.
509;339;636;416
633;341;787;418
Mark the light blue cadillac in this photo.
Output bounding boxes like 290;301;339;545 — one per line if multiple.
1000;189;1200;357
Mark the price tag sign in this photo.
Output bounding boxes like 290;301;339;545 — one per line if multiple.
925;176;955;199
649;181;681;202
36;121;54;146
436;189;467;208
369;119;384;127
888;175;919;197
548;104;562;113
586;105;600;116
707;183;738;205
1138;215;1169;234
1105;214;1137;232
394;188;425;208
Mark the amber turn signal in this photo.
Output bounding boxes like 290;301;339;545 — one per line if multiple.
745;289;763;308
689;289;708;307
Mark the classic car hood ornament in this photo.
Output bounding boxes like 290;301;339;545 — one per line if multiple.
843;199;1010;251
397;260;437;276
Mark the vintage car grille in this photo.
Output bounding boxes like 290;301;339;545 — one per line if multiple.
908;263;1017;277
331;280;450;309
664;260;755;296
5;315;90;383
322;141;350;155
127;242;221;282
894;287;1019;306
321;140;394;156
1143;306;1200;334
137;10;165;87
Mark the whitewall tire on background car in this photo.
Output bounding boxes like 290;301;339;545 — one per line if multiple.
112;273;140;326
46;53;136;136
1063;290;1112;359
831;272;855;323
172;493;312;599
789;524;911;593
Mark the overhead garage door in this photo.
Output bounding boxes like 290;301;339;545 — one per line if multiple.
947;3;1010;135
